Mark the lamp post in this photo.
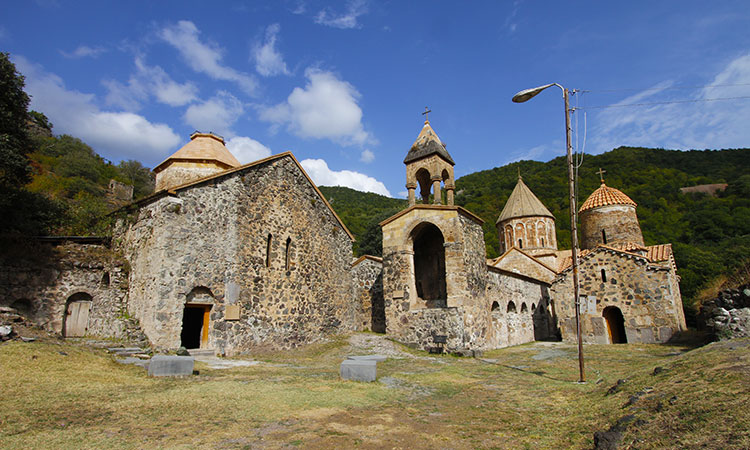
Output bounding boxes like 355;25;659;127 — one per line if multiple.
512;83;585;383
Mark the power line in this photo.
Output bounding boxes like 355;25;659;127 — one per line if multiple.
577;82;750;94
577;95;750;110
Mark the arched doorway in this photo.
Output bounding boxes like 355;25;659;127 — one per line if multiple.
603;306;627;344
180;287;214;349
63;292;92;337
411;222;447;308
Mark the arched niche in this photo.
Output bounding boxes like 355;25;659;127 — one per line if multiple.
410;222;447;307
415;168;432;203
603;306;627;344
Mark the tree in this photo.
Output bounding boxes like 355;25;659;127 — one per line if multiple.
0;52;32;188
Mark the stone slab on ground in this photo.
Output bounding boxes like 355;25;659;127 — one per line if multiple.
147;355;194;377
117;357;150;369
347;354;388;362
340;359;377;382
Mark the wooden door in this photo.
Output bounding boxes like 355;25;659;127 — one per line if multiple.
65;301;91;337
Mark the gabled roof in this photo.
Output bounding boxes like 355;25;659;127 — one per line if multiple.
579;182;637;213
117;152;354;241
403;120;455;165
496;176;555;224
352;255;383;267
555;244;671;275
153;132;241;173
379;204;484;227
490;247;557;284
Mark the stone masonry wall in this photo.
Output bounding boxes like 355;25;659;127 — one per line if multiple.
484;269;543;348
550;249;685;344
580;204;644;250
0;240;139;340
116;155;356;354
351;257;385;333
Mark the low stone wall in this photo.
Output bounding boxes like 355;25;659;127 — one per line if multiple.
401;307;465;352
351;256;385;333
699;285;750;340
0;239;143;341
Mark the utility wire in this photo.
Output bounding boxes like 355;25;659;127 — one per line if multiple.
578;95;750;110
578;82;750;94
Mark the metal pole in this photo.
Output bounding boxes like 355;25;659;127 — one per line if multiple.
564;88;585;383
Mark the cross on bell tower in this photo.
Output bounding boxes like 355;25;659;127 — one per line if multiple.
403;110;456;206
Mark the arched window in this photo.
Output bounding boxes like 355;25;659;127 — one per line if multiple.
514;223;525;248
415;168;432;204
521;302;528;313
265;234;272;268
504;225;513;252
601;229;608;244
491;301;500;311
531;303;536;311
285;237;292;271
518;239;523;249
507;301;517;313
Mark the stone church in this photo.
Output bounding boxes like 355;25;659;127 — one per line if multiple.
0;121;685;354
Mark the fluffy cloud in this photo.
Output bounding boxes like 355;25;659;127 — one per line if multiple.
359;149;375;163
226;136;272;164
104;56;198;110
300;158;390;196
253;23;289;77
183;91;244;137
160;20;258;95
13;56;180;161
315;0;368;29
60;45;107;59
260;68;371;145
590;53;750;153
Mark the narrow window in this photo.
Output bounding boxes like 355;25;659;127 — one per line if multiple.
266;234;273;267
601;229;607;244
601;269;607;282
507;301;517;313
521;303;528;313
285;237;292;271
491;301;499;311
540;237;545;247
518;239;523;249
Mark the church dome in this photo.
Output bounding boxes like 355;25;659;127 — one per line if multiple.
579;182;637;213
497;176;555;223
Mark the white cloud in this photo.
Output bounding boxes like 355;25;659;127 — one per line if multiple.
253;23;289;77
183;91;244;137
315;0;368;29
300;158;390;196
60;45;107;59
226;136;272;164
160;20;258;95
589;54;750;153
260;68;372;145
360;149;375;163
104;57;198;111
13;55;180;162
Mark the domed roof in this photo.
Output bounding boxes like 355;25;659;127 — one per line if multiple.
579;182;637;213
154;132;241;173
403;120;455;165
496;176;554;224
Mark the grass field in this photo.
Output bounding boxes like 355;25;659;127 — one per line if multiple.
1;333;748;449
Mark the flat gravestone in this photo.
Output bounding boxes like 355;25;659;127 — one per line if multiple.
148;355;194;377
340;359;377;382
347;354;387;362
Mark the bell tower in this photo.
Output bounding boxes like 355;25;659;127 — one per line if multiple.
404;108;455;206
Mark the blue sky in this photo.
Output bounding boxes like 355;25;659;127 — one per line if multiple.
3;1;750;197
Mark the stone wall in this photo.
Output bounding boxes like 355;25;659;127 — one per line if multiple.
698;285;750;340
0;239;140;340
154;160;230;192
550;248;685;344
115;154;357;354
485;269;548;348
351;256;385;333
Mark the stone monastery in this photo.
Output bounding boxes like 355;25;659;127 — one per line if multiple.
0;120;686;354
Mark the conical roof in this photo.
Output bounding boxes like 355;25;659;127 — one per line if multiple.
403;120;455;165
153;132;241;173
579;182;637;213
496;176;555;224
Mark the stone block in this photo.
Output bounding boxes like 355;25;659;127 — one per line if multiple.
148;355;194;377
340;359;377;382
225;304;240;320
347;354;387;362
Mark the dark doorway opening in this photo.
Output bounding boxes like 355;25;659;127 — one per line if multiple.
603;306;627;344
181;304;211;349
412;222;447;307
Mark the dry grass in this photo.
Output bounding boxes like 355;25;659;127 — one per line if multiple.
1;335;749;449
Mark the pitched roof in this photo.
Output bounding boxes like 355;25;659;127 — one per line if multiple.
579;182;637;213
403;120;455;165
116;152;354;241
496;176;555;224
153;132;241;173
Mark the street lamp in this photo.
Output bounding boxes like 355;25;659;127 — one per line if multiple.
512;82;585;383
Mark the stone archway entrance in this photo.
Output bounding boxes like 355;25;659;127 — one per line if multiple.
64;292;92;337
411;222;447;308
603;306;627;344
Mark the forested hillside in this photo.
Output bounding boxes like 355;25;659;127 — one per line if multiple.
323;147;750;317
